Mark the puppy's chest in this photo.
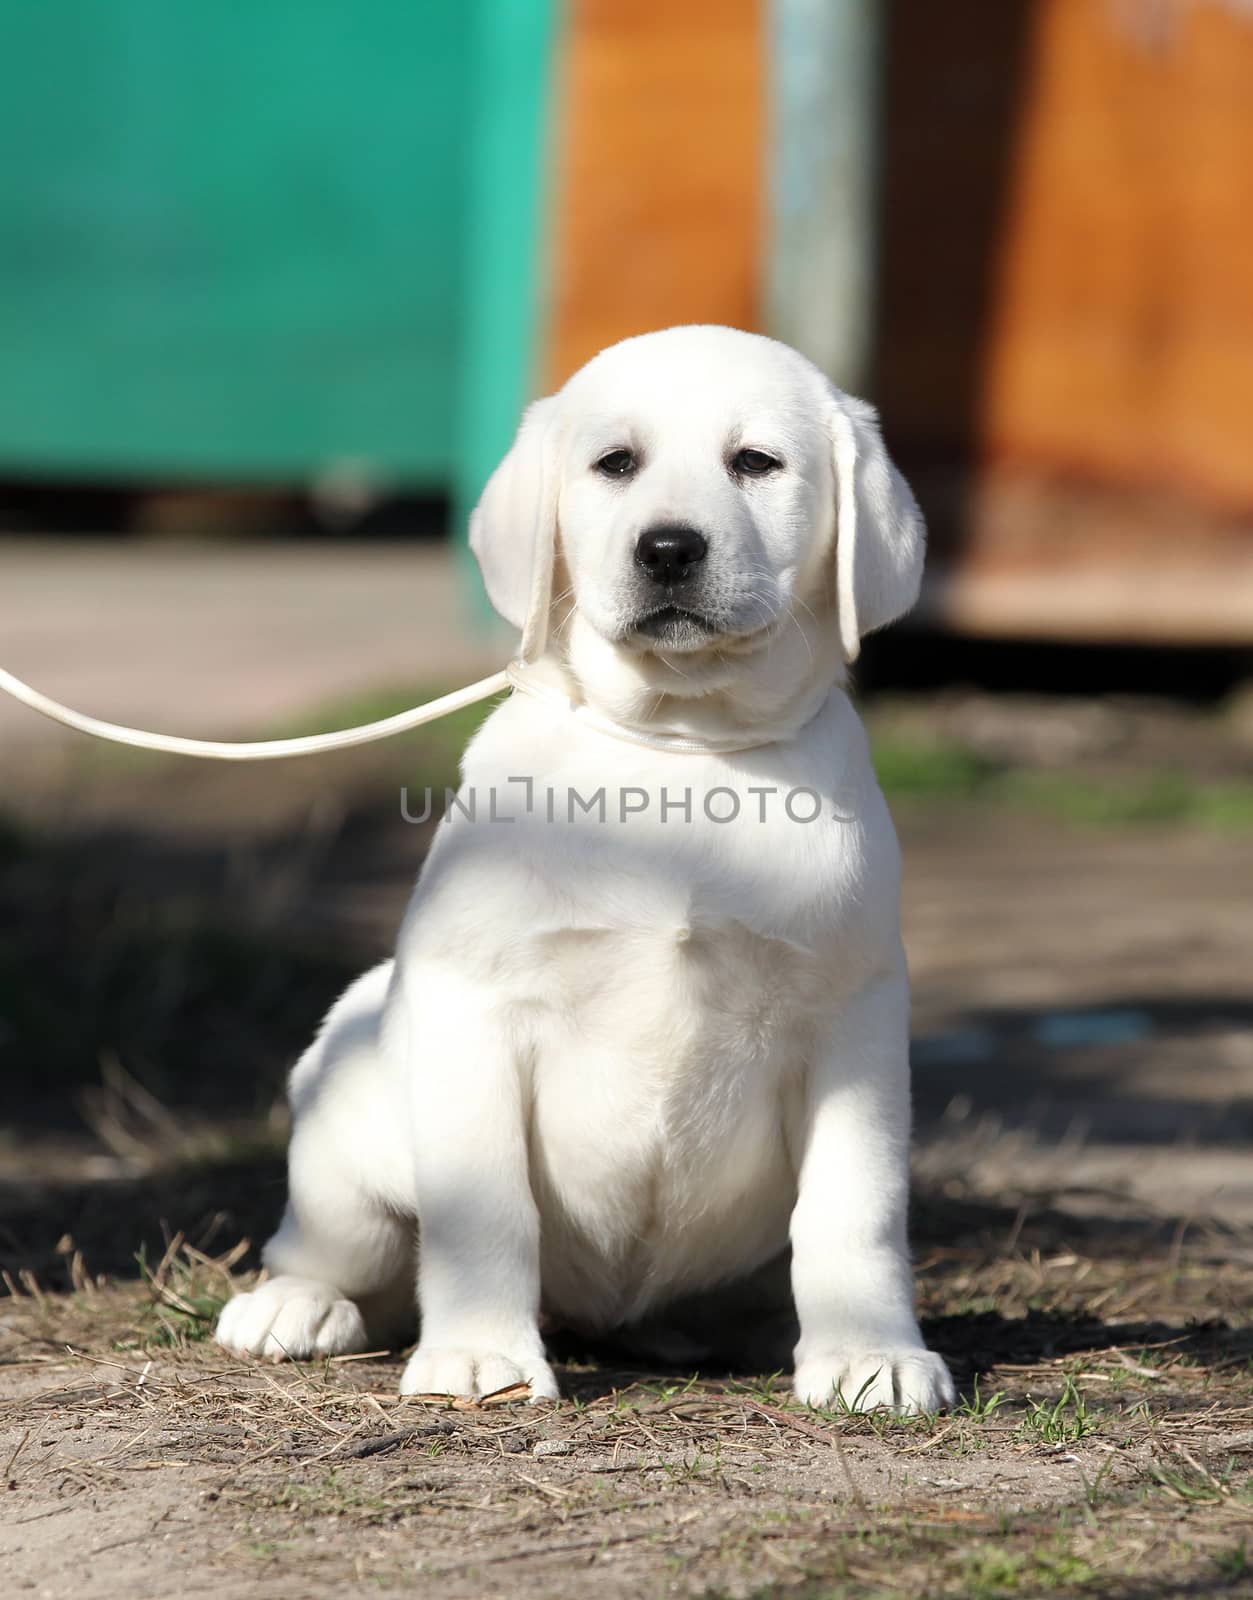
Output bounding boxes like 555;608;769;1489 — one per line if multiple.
512;777;878;1156
528;917;814;1179
537;904;821;1047
526;917;809;1314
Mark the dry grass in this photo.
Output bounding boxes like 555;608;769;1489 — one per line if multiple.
3;1211;1251;1600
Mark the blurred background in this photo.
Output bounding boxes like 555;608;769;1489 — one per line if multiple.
0;1;1250;1286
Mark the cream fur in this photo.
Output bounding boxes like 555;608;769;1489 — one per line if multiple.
216;326;953;1414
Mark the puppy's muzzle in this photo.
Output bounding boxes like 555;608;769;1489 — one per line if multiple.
634;525;708;586
629;525;718;644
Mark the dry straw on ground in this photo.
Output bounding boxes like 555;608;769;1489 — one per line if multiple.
3;1201;1250;1600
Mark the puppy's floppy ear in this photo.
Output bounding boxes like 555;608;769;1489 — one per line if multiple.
469;395;560;661
827;389;926;663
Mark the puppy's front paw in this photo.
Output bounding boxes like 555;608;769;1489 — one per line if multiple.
794;1348;955;1415
216;1276;368;1362
400;1344;559;1404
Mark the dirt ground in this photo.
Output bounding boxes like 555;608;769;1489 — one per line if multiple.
1;684;1251;1598
2;1233;1250;1600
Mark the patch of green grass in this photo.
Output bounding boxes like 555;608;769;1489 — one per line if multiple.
708;1487;1251;1600
262;1470;404;1523
955;1378;1008;1420
960;1544;1099;1595
869;736;1000;802
1020;1375;1101;1445
265;681;504;788
1000;767;1253;828
123;1238;242;1349
1144;1454;1237;1506
730;1371;790;1406
639;1372;704;1402
241;1540;302;1562
705;1525;1105;1599
870;733;1253;829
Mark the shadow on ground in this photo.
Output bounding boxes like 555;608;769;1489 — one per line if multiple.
4;1144;1248;1413
912;996;1253;1145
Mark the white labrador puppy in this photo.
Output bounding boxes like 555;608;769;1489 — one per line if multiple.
216;325;955;1414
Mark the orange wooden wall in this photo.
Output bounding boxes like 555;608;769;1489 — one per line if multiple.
541;0;766;391
981;0;1253;514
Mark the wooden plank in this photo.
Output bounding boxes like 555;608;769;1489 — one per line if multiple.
880;0;1253;520
543;0;765;389
980;0;1253;512
920;562;1253;645
915;469;1253;644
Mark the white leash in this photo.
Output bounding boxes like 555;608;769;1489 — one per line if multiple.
0;661;513;762
1;652;813;762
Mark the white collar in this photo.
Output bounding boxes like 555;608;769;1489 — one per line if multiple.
504;660;830;756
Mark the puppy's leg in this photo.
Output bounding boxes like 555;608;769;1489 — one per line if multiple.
216;1153;414;1363
398;968;558;1403
218;965;415;1363
789;973;954;1415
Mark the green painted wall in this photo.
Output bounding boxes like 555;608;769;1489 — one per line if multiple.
0;2;555;498
454;0;558;581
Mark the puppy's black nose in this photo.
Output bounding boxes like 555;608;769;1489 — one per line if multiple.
634;525;708;584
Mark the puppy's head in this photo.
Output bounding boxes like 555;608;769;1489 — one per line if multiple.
470;326;924;683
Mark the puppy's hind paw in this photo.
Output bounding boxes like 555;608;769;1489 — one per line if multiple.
794;1348;955;1416
216;1275;368;1362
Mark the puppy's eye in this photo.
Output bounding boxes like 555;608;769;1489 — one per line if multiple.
596;449;637;478
732;448;782;478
